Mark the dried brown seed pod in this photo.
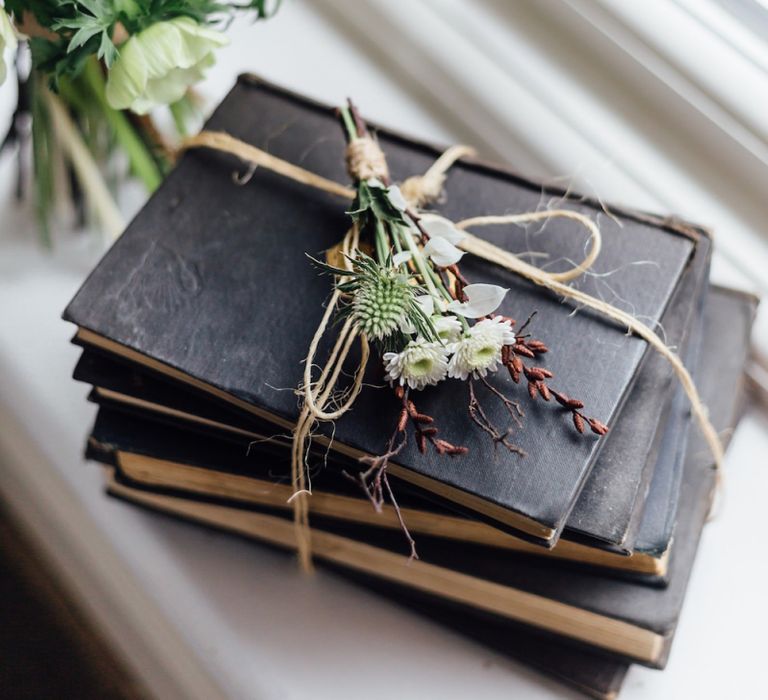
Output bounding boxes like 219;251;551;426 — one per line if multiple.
420;426;438;437
566;398;585;409
588;418;609;436
537;381;551;401
513;344;535;358
524;367;546;381
397;408;408;432
573;412;585;433
512;356;523;373
552;390;570;407
413;413;434;424
528;381;538;400
432;440;447;455
416;432;427;454
406;400;418;417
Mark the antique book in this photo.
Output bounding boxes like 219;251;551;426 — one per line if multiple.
97;285;755;667
85;407;666;577
81;256;706;580
374;586;629;700
75;229;710;562
633;286;757;560
64;75;704;546
102;471;627;700
76;237;709;576
564;234;710;551
80;262;706;579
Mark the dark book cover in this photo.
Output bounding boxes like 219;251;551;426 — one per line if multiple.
634;286;757;557
96;286;755;668
64;74;700;545
75;235;708;567
78;291;699;577
78;244;705;574
75;225;710;556
565;234;710;549
75;239;708;572
379;592;629;700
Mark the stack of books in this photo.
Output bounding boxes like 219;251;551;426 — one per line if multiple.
63;76;757;699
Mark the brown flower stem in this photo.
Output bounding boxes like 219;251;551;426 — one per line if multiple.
382;471;418;560
468;380;526;456
347;98;369;140
479;376;524;428
517;311;538;336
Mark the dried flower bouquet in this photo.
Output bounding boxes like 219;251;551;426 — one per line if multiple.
309;102;608;556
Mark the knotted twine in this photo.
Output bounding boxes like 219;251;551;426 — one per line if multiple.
180;130;724;572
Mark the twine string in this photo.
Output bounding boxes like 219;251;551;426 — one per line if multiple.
346;139;389;182
401;145;477;207
180;131;724;571
180;131;356;200
290;223;365;572
455;220;723;469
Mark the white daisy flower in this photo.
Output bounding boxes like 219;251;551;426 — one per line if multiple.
383;340;450;390
447;317;516;380
432;314;463;343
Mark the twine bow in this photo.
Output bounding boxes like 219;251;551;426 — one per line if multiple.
180;130;724;572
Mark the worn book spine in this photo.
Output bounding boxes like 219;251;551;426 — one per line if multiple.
635;285;758;558
565;235;711;550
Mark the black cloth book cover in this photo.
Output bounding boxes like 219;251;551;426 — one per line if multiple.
634;286;757;557
95;286;756;669
77;236;704;567
74;228;710;555
565;233;710;550
64;74;701;545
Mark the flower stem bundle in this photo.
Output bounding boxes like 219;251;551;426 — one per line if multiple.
309;101;608;556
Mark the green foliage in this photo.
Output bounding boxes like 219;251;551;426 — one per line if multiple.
29;71;53;246
348;179;408;232
53;2;120;69
29;36;97;89
6;0;280;88
6;1;61;28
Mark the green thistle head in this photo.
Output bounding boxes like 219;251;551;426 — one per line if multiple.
311;252;438;345
352;267;411;340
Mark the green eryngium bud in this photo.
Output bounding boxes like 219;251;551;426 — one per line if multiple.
352;269;411;340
